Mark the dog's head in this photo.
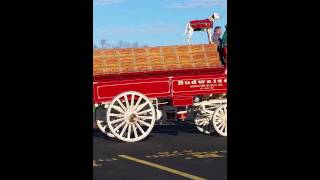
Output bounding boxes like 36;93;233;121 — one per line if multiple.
209;13;221;21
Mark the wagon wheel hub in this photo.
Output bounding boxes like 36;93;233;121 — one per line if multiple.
128;113;138;123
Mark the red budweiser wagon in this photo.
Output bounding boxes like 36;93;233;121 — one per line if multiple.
93;44;227;142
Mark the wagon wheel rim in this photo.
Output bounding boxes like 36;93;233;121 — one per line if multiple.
106;91;156;142
194;114;214;135
96;120;115;138
96;119;108;134
95;106;115;138
212;104;227;136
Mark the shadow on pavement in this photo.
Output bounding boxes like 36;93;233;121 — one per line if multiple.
93;124;208;142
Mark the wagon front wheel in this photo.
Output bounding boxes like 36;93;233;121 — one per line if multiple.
194;113;214;135
212;104;227;136
106;91;156;142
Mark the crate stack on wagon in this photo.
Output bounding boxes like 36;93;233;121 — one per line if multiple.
93;44;222;76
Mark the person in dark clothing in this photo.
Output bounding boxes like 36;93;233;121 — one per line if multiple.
221;24;227;65
212;26;222;45
221;25;227;48
214;25;225;65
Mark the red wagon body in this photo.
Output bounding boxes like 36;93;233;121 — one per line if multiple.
94;67;226;106
93;44;227;142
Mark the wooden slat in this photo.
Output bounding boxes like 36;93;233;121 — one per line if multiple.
93;44;221;75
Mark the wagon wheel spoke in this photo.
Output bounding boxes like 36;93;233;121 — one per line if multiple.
215;120;223;126
217;122;224;129
133;96;142;110
138;115;153;121
135;101;149;112
135;122;145;134
127;124;131;139
131;94;135;108
109;113;124;118
119;123;128;137
113;120;126;132
124;95;130;109
116;99;127;111
198;120;205;126
132;123;138;138
137;109;152;115
219;123;225;131
112;105;125;114
222;123;226;132
110;118;125;125
138;119;151;127
220;123;225;133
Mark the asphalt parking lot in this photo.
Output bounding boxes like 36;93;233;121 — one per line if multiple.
93;125;227;180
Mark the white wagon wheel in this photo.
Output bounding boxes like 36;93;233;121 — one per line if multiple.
194;113;214;135
96;120;115;138
106;91;156;142
95;106;115;138
212;104;227;136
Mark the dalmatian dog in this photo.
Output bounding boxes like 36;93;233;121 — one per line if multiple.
185;13;221;45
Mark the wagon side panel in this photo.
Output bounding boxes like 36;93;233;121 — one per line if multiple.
93;78;171;103
171;73;227;106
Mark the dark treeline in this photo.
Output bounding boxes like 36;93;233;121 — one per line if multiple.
94;40;148;49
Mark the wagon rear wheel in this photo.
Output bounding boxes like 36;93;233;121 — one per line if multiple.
95;106;115;138
106;91;156;142
212;104;227;136
194;113;214;135
96;120;115;138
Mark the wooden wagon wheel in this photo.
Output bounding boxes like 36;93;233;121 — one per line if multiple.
194;102;221;135
106;91;156;142
95;106;115;138
212;104;227;136
96;120;115;138
194;113;215;135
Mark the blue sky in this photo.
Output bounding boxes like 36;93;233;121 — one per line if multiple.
94;0;227;47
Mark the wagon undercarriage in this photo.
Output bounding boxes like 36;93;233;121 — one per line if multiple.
95;92;227;142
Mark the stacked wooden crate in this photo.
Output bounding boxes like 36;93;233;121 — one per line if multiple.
93;44;221;75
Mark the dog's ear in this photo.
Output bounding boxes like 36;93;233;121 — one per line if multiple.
212;14;215;19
